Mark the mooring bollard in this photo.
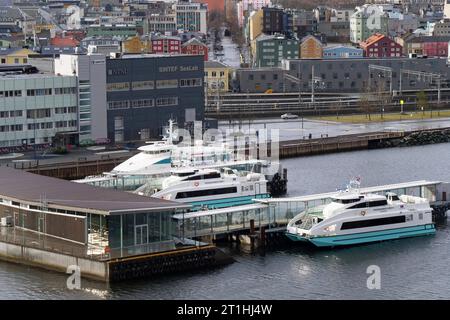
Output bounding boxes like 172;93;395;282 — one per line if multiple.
259;227;266;247
249;219;255;234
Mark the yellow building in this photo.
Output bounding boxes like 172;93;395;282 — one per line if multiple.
204;61;232;93
300;35;323;59
249;9;263;42
122;36;152;54
0;48;35;64
34;24;57;35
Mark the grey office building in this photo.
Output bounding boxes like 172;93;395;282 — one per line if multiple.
106;54;204;142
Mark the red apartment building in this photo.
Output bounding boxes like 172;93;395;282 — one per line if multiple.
151;35;181;54
360;33;403;58
181;38;209;61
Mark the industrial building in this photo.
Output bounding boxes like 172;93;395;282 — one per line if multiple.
282;57;450;93
232;57;450;93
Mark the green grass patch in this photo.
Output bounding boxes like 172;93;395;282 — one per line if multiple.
311;110;450;123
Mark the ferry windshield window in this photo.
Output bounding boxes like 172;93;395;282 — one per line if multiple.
332;198;360;204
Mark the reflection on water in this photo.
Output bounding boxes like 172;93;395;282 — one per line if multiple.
1;143;450;299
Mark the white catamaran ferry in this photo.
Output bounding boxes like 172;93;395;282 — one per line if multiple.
286;182;435;247
148;168;270;211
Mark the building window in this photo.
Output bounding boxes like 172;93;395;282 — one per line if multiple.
156;79;178;89
180;78;202;87
130;99;154;108
106;82;130;92
55;87;77;95
156;97;178;106
108;101;130;110
131;81;155;90
27;109;51;119
55;121;68;128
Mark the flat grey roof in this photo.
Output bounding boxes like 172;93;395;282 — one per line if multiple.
0;167;189;215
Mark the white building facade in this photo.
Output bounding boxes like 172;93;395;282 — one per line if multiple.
0;74;78;148
55;54;108;144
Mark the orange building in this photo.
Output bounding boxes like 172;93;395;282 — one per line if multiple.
300;35;323;59
122;36;152;54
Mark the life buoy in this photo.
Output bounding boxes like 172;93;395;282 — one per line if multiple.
194;181;199;187
361;210;366;216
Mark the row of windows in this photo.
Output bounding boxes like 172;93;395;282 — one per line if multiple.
0;110;23;118
156;97;178;106
0;124;23;132
0;58;27;64
107;79;202;91
55;106;77;114
369;47;401;52
55;120;77;128
130;99;154;108
131;81;154;90
206;71;225;77
323;52;362;56
1;107;77;118
27;108;51;119
26;87;77;97
368;53;401;57
108;97;179;110
0;90;22;98
180;78;202;87
175;187;237;199
340;215;406;230
348;200;388;209
28;122;54;130
156;79;179;89
1;120;77;132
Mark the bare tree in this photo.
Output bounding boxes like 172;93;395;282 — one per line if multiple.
359;83;375;121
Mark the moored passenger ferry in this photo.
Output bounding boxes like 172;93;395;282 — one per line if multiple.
150;168;270;211
286;188;435;247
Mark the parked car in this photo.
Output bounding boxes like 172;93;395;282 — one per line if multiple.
281;113;299;120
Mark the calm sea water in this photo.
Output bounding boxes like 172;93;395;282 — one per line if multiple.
1;143;450;299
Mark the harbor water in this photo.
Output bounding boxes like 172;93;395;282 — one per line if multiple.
1;142;450;299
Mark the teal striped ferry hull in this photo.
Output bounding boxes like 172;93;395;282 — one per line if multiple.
190;194;270;211
286;224;436;247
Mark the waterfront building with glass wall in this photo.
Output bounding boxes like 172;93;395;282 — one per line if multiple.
0;167;190;258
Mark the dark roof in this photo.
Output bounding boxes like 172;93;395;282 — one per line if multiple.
408;36;450;43
0;24;22;33
205;60;229;69
0;167;189;214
